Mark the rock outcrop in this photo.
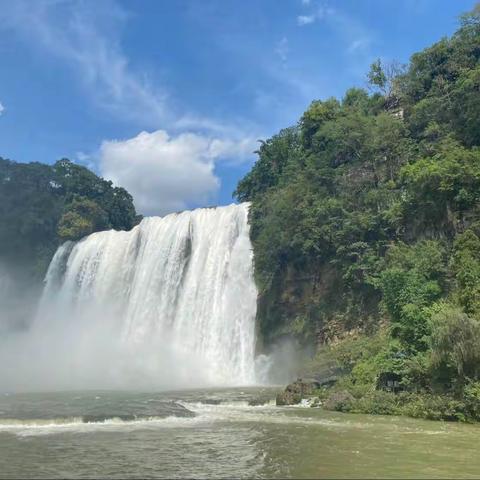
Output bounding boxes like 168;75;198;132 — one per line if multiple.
276;378;321;406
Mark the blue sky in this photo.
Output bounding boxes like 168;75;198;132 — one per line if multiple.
0;0;475;215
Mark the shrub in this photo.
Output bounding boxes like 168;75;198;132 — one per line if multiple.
400;394;466;422
463;381;480;420
352;391;402;416
324;390;355;412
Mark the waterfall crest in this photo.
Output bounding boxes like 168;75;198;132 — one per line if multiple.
41;203;257;387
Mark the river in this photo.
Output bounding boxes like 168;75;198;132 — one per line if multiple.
1;387;479;479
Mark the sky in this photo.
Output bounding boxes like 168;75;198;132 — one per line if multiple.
0;0;476;216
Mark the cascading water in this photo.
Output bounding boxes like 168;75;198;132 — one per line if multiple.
38;203;258;387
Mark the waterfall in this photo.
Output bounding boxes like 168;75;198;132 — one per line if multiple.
39;203;258;387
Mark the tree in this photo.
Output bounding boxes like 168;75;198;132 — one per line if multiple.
57;197;109;241
451;230;480;315
367;59;405;100
430;306;480;384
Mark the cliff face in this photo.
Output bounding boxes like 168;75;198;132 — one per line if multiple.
256;260;381;349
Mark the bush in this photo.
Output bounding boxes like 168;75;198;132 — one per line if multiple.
400;393;466;422
352;391;402;415
464;381;480;420
331;332;386;371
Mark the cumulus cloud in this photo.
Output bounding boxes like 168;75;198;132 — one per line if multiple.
100;131;255;216
0;0;261;214
0;102;4;115
297;15;316;26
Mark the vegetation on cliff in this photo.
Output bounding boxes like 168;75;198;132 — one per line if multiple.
0;157;138;327
237;5;480;411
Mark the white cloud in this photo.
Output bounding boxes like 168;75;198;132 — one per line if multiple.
0;0;176;127
0;0;261;214
100;130;256;216
295;3;372;60
296;4;333;26
0;1;172;127
297;15;316;26
275;37;289;63
348;38;371;53
301;0;311;5
0;0;253;137
0;102;4;115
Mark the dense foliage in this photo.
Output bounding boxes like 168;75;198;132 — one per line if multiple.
237;6;480;402
0;158;138;327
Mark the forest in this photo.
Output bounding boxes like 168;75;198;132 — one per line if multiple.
236;5;480;420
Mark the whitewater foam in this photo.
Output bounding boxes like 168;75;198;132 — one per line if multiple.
33;203;257;389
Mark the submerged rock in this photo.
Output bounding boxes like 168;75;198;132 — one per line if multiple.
276;378;321;406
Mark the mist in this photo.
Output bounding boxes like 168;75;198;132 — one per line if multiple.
0;263;40;334
255;338;313;386
0;299;216;393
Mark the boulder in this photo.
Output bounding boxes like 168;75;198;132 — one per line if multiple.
276;378;321;406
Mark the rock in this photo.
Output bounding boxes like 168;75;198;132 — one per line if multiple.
323;390;355;412
276;378;321;406
276;390;301;406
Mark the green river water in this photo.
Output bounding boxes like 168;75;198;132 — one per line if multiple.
1;387;479;479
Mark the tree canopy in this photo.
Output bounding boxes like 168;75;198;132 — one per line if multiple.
0;157;139;291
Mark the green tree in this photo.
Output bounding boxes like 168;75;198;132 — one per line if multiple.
430;306;480;384
57;197;109;241
451;230;480;315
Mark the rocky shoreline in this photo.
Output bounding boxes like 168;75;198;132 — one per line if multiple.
276;377;480;423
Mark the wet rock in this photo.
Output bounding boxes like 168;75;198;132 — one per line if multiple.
276;378;321;406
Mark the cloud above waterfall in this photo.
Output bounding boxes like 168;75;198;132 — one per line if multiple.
100;130;256;216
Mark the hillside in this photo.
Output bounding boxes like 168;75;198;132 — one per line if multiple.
236;5;480;414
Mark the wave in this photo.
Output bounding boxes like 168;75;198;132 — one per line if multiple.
0;399;449;438
0;414;202;437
